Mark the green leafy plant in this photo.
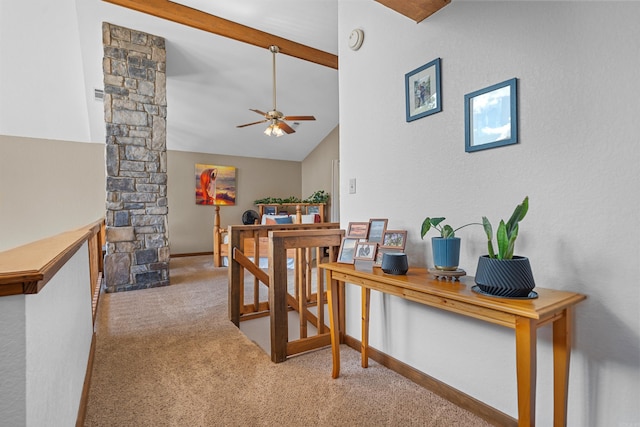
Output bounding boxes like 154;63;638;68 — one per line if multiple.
303;190;330;204
254;196;301;204
254;190;329;206
420;217;481;239
482;196;529;260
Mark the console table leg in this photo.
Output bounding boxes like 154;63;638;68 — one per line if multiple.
515;317;537;427
327;271;341;378
553;308;571;427
361;287;371;368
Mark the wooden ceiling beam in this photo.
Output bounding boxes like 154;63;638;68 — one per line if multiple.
102;0;338;69
375;0;451;23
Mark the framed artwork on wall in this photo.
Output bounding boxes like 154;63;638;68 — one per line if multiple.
195;164;237;205
464;78;518;152
405;57;442;122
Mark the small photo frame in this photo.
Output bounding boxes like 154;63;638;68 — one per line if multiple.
465;78;518;153
405;57;442;122
264;206;277;215
307;205;320;214
381;230;407;250
354;242;377;261
337;237;359;264
374;247;402;267
347;222;370;239
367;218;388;244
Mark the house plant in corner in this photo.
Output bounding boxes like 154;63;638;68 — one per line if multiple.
474;196;536;298
420;217;481;271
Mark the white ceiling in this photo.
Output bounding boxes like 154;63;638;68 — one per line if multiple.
77;0;339;161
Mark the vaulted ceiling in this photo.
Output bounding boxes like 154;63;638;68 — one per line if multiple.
78;0;447;161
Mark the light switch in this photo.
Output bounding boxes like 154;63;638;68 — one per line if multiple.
349;178;356;194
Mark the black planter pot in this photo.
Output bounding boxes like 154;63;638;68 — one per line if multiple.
474;255;535;297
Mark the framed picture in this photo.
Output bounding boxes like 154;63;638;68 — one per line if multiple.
264;206;277;215
464;78;518;153
195;163;236;206
347;222;370;239
354;242;377;261
381;230;407;250
367;218;388;244
374;247;402;267
405;58;442;122
337;237;359;264
307;205;320;214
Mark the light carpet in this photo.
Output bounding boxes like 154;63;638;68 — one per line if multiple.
83;255;491;426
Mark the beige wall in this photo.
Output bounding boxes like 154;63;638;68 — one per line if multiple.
301;125;339;221
167;150;301;254
0;136;304;255
0;135;106;251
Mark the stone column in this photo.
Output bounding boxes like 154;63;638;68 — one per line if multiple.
102;22;169;292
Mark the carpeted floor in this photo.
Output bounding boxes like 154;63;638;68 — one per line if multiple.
83;255;491;426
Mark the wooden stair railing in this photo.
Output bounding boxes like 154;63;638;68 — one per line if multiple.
227;224;343;362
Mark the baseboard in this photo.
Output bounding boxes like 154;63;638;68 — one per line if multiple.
77;272;104;426
171;252;213;258
75;331;96;427
343;335;517;427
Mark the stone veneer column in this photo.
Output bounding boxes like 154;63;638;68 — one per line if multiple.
102;22;169;292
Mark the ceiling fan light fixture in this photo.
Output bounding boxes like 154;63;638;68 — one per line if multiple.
264;121;284;137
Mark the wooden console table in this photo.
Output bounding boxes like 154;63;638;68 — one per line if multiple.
320;262;586;427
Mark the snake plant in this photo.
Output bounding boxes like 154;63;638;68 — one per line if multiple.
482;196;529;260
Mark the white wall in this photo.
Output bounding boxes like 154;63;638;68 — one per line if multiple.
0;244;93;426
25;242;93;426
0;0;91;142
0;294;26;425
338;1;639;425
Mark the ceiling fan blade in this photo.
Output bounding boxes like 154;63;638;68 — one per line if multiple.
249;109;267;117
283;115;316;121
236;119;268;128
277;121;296;134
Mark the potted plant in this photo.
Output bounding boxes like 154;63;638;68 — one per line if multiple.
420;217;481;271
475;196;536;297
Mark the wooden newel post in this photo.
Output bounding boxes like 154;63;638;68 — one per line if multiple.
213;205;222;267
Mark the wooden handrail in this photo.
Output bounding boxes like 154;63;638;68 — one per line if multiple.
0;219;105;297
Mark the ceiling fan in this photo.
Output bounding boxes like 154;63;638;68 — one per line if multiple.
237;45;316;137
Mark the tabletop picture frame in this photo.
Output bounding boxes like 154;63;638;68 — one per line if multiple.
465;78;518;152
347;222;370;239
405;57;442;122
381;230;407;250
337;237;359;264
367;218;388;244
374;247;403;267
354;241;378;261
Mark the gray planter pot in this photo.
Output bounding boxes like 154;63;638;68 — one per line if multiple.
474;255;535;297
